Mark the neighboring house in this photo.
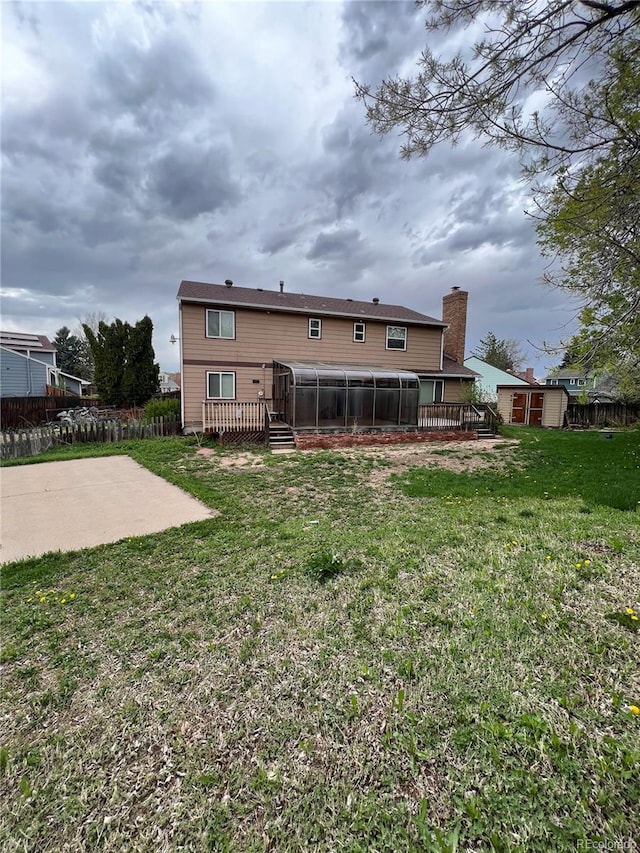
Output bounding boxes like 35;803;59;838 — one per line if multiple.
545;368;597;397
545;367;618;401
176;280;478;432
1;331;57;367
159;371;180;393
463;356;528;401
497;384;570;428
0;331;89;397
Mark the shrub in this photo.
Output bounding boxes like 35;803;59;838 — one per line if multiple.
142;398;180;422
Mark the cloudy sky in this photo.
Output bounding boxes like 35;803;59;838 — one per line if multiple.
2;0;579;374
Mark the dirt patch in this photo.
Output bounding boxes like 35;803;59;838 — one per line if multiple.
218;452;267;469
193;438;520;479
328;438;520;484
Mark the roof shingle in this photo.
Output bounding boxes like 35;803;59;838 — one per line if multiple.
177;280;446;327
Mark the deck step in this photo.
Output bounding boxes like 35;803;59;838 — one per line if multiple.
268;422;296;450
476;428;498;439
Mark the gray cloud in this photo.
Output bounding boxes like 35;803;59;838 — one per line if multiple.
340;1;424;79
259;226;304;256
306;228;368;263
11;0;40;35
147;144;241;220
1;1;575;375
92;34;214;125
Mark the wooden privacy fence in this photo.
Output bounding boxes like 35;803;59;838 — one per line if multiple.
1;395;104;429
203;400;267;433
566;402;640;427
1;416;182;459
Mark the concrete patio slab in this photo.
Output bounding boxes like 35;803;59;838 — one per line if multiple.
0;455;215;564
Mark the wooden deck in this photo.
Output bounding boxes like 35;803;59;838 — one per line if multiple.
202;401;496;435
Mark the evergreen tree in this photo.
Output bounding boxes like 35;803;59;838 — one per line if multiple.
473;333;524;373
83;316;159;406
53;326;92;380
123;316;160;405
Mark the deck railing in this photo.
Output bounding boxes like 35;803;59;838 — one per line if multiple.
417;402;500;431
203;400;267;433
418;403;474;429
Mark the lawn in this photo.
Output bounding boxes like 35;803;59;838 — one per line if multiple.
1;428;639;851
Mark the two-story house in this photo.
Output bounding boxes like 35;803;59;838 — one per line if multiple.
0;331;88;397
176;280;477;434
545;368;597;397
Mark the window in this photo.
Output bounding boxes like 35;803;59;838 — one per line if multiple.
386;326;407;350
353;321;366;343
206;309;235;339
549;379;559;385
207;371;235;399
308;318;322;339
419;379;444;405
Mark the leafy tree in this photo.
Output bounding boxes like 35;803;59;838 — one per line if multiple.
536;40;640;367
355;1;640;364
558;336;589;370
459;380;493;404
473;332;524;373
83;316;159;406
52;326;92;380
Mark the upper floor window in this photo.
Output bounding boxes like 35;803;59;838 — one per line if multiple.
386;325;407;351
206;309;235;339
309;318;322;339
549;379;559;385
207;371;235;399
353;321;366;343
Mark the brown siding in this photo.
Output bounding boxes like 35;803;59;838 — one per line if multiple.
181;302;443;427
443;378;470;403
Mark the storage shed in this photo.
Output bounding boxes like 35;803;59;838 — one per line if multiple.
497;384;569;428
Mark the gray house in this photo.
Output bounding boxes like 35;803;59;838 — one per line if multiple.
545;367;615;401
0;332;88;397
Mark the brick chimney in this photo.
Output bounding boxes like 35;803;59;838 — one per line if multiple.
442;287;468;364
525;367;535;384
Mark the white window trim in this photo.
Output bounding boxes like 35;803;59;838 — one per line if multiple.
353;321;366;343
386;325;407;351
308;318;322;339
206;309;235;339
206;371;236;399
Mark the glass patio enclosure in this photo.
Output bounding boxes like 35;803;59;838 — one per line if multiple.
273;361;419;429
